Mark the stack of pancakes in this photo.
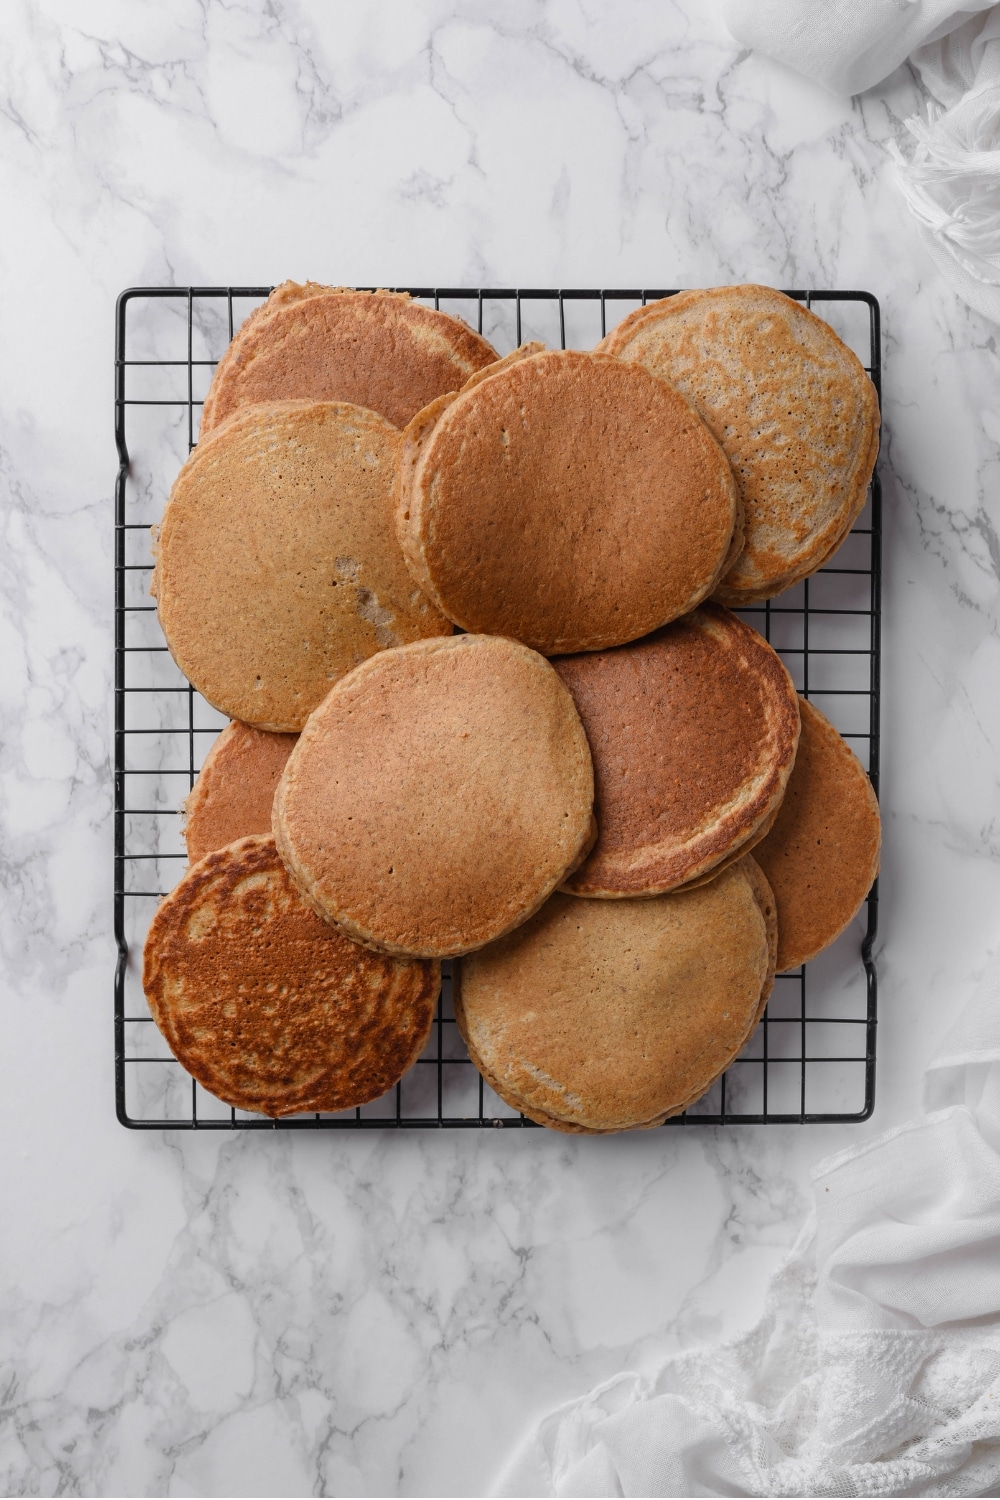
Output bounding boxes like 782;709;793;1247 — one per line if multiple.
143;281;881;1129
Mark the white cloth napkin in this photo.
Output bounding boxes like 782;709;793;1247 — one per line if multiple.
722;1;1000;324
493;957;1000;1497
720;0;996;98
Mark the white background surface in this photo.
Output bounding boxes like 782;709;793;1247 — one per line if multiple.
3;1;1000;1495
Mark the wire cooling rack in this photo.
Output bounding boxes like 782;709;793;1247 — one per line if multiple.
115;286;881;1130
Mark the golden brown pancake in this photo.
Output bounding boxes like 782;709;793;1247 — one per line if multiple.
599;286;880;604
142;836;439;1117
455;856;776;1133
741;852;779;1002
555;604;800;895
753;696;880;970
395;348;740;654
151;400;451;731
200;282;498;436
273;634;596;959
184;722;298;865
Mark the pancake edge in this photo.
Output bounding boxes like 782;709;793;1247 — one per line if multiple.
762;697;881;972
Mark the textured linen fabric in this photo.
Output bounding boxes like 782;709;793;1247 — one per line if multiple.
493;959;1000;1497
892;22;1000;325
721;0;996;97
724;1;1000;326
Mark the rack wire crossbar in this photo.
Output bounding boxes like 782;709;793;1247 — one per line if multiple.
115;285;881;1130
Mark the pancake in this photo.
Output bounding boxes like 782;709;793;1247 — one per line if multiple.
555;604;800;895
395;348;740;655
741;852;779;1000
599;286;880;605
272;633;596;959
455;856;776;1133
184;722;298;865
669;798;782;893
151;400;451;732
753;696;880;970
200;282;499;436
142;836;439;1117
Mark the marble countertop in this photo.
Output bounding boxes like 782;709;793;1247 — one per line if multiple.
3;2;999;1494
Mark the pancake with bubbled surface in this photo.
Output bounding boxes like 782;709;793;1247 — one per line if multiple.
555;604;800;896
599;285;880;605
455;856;777;1134
183;722;297;866
753;696;880;971
272;633;596;959
142;835;439;1118
395;347;740;655
151;400;451;732
200;282;498;437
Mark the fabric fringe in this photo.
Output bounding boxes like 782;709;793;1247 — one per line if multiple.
889;86;1000;284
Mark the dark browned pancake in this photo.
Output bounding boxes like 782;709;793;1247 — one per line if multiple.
142;836;439;1117
184;722;298;865
273;634;596;959
556;604;800;895
753;696;880;970
455;856;776;1133
396;348;740;654
200;282;498;435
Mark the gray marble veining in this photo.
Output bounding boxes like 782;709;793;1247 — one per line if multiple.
2;2;999;1494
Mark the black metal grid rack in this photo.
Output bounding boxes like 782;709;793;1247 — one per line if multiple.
115;286;881;1130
